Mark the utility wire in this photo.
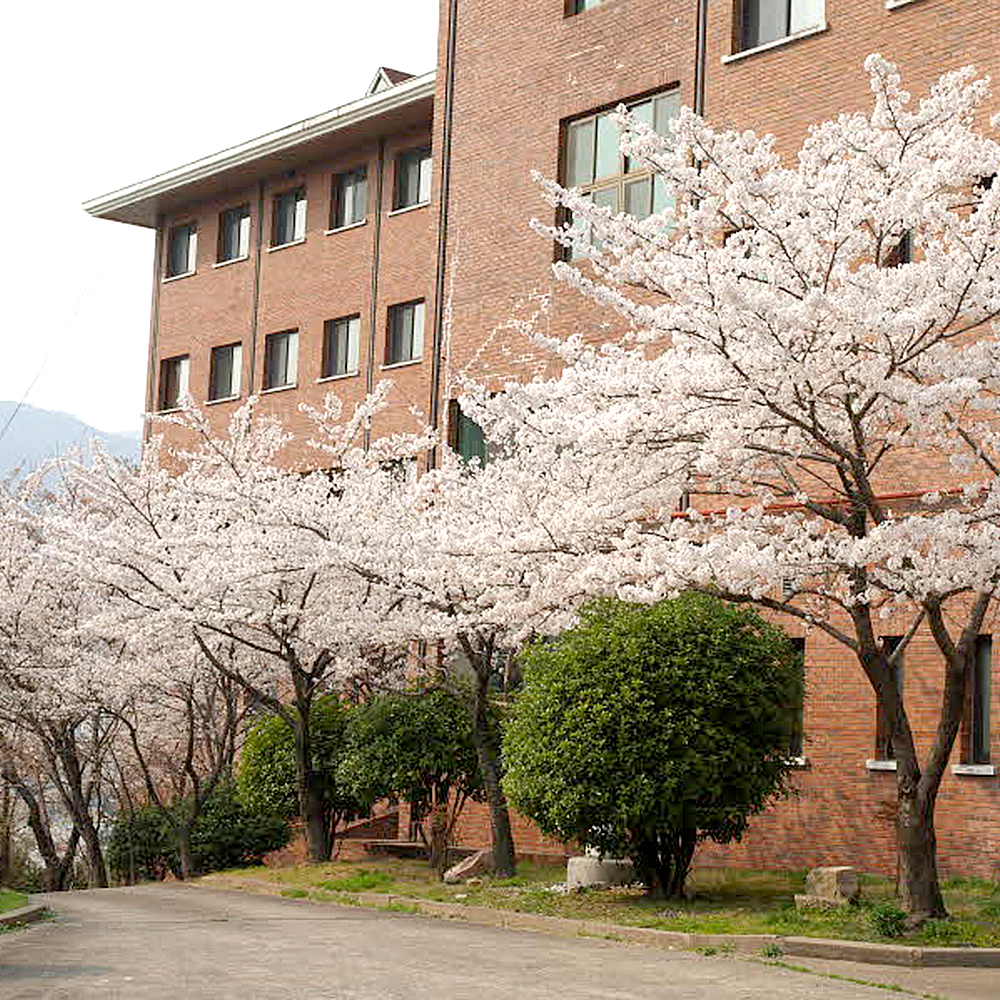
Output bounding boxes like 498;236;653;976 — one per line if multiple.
0;250;114;451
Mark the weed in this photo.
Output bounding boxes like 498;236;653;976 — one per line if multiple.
316;869;394;893
760;943;783;958
867;901;907;938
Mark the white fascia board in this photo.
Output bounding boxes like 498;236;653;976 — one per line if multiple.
83;72;436;228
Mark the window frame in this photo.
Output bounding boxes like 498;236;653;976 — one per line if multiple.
208;342;243;402
271;187;306;248
322;315;361;379
448;399;489;468
874;636;905;761
966;635;992;765
330;166;368;231
566;0;602;14
165;222;197;279
158;354;190;411
217;204;251;264
737;0;826;54
385;300;426;366
560;88;680;259
263;329;299;390
393;146;432;211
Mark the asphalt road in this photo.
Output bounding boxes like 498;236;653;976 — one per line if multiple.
0;885;976;999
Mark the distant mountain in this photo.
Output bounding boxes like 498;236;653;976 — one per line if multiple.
0;402;141;480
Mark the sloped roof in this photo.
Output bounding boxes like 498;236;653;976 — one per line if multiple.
367;66;415;96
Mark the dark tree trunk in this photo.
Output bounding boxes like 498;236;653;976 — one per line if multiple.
0;781;11;885
177;832;193;882
897;779;945;918
52;735;108;888
633;829;696;899
471;681;515;877
292;709;329;862
428;801;449;875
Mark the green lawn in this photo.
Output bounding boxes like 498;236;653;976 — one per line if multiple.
0;889;28;914
213;859;1000;948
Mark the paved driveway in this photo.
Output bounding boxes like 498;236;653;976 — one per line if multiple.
0;885;979;999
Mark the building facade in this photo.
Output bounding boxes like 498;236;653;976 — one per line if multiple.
86;0;1000;879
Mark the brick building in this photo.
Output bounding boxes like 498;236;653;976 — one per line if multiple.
85;0;999;878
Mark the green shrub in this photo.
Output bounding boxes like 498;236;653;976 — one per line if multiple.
867;901;906;938
503;595;802;897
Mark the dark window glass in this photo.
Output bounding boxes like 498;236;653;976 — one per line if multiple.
272;188;306;246
323;316;360;377
209;343;242;400
742;0;824;51
568;0;602;12
386;301;425;364
394;147;432;210
264;330;298;389
166;223;196;277
788;637;806;758
332;168;367;229
882;230;912;268
159;355;189;410
218;205;250;262
454;407;487;466
971;636;992;764
876;636;904;760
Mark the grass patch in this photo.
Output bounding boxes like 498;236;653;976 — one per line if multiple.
280;887;308;898
0;890;28;913
213;859;1000;948
316;869;395;893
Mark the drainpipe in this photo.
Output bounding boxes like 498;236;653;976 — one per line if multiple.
428;0;459;469
365;138;387;450
248;180;265;392
143;216;164;447
694;0;708;116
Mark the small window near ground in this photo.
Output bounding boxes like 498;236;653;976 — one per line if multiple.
740;0;824;51
567;0;602;13
159;355;190;410
386;300;425;365
875;635;904;760
788;637;805;758
264;330;298;389
166;222;197;277
394;147;431;210
968;636;992;764
272;187;306;246
209;343;242;401
217;205;250;262
331;167;368;229
323;316;360;378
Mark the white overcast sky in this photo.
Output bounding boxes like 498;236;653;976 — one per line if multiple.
0;1;439;433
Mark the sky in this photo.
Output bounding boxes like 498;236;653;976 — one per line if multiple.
1;2;439;434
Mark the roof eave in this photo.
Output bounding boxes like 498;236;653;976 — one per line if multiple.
84;71;437;228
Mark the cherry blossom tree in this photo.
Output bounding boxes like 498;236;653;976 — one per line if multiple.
470;55;1000;919
52;392;429;863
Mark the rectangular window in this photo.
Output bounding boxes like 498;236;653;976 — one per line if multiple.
322;316;360;378
970;636;992;764
449;400;488;467
394;147;432;210
331;167;368;229
209;343;243;401
788;637;806;758
263;330;298;389
166;222;197;277
882;230;912;268
217;205;250;262
741;0;824;51
272;187;306;246
386;300;425;365
159;355;190;410
567;0;601;12
562;90;679;257
875;636;904;760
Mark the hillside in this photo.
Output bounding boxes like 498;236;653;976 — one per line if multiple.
0;402;141;479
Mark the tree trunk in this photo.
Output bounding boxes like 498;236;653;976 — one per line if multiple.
633;829;696;899
0;781;11;885
177;831;193;882
292;712;329;862
428;800;449;875
897;780;945;918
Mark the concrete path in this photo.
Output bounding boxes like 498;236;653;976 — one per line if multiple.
0;884;986;999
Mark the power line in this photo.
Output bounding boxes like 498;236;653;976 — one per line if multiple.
0;251;114;451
